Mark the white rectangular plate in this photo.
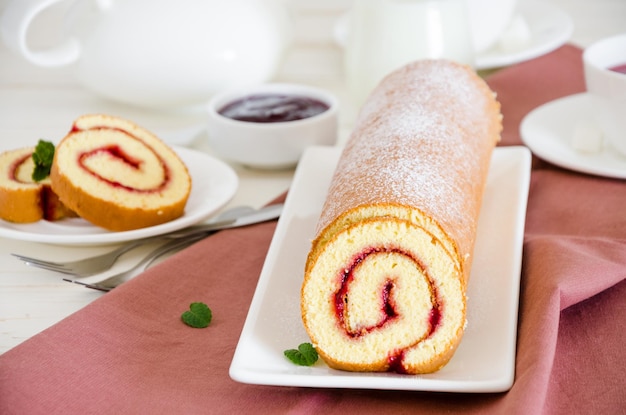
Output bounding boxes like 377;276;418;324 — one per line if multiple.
230;146;531;393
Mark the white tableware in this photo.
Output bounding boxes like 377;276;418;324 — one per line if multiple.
0;0;291;109
475;0;573;70
206;83;339;170
335;1;572;72
468;0;518;54
230;145;531;393
521;93;626;179
343;0;474;107
0;147;238;245
583;33;626;157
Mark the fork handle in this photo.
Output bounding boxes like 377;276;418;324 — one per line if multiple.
106;238;152;260
79;233;210;291
108;223;228;258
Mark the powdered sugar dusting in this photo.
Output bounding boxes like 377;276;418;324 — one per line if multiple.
316;60;501;258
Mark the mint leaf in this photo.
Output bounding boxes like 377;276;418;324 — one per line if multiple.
181;302;212;328
32;139;55;182
284;342;318;366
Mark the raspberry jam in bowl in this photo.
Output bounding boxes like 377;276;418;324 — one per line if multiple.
207;83;338;169
218;94;330;123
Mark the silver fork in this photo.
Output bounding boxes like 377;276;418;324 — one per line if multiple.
12;204;282;277
63;233;208;292
10;208;243;277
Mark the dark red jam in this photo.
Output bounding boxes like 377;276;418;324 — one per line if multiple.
609;63;626;74
10;153;32;183
218;93;329;123
334;246;441;340
333;246;444;374
334;248;398;338
428;307;441;337
74;126;170;193
388;351;410;374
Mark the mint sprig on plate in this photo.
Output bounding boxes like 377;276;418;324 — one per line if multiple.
181;302;212;328
32;139;55;182
284;342;318;366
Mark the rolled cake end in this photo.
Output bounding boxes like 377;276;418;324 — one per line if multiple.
51;114;192;231
300;59;501;374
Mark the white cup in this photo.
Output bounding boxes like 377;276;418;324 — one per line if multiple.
344;0;475;107
583;33;626;157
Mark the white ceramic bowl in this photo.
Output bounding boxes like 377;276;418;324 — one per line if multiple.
206;83;339;169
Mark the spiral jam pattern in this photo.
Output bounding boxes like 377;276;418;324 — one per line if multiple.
74;132;170;193
302;216;464;374
51;115;191;231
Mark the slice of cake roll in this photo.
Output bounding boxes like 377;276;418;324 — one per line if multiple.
301;60;502;374
50;114;192;231
0;147;74;223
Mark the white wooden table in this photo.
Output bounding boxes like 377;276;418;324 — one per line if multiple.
1;0;624;354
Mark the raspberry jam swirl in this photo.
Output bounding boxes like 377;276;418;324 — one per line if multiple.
73;126;171;193
9;153;33;183
334;246;442;339
333;246;442;373
302;218;464;374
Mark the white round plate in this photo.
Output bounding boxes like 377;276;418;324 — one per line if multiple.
475;0;573;70
0;146;239;245
520;93;626;179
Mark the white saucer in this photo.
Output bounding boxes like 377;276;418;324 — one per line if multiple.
475;0;573;70
520;93;626;179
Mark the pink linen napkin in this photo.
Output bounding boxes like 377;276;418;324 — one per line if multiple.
1;45;625;414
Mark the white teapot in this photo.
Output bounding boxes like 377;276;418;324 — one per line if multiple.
1;0;291;109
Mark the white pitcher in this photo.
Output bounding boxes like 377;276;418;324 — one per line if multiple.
344;0;475;107
1;0;291;109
